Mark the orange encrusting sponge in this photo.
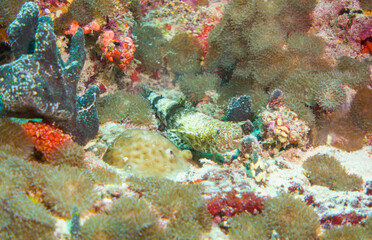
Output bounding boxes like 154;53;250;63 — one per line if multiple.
22;121;73;156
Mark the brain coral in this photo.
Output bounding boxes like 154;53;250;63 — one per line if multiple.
103;129;193;178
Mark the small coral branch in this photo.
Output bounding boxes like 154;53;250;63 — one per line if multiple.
0;2;100;145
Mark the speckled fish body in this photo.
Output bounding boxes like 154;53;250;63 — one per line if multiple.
144;89;242;154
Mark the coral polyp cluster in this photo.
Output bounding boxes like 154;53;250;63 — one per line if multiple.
303;154;364;191
229;194;320;240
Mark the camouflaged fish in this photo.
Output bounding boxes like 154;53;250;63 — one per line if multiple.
142;89;242;154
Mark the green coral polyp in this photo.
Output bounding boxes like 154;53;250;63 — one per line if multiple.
229;194;319;240
316;79;345;112
303;154;364;191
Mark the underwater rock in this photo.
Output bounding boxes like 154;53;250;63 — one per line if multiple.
225;95;252;122
0;2;100;145
268;89;284;110
260;105;310;149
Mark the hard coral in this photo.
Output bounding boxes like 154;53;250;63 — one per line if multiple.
0;2;100;145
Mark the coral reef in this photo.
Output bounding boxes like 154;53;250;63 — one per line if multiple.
103;129;193;177
80;197;157;240
133;25;165;74
127;176;212;238
264;194;319;240
97;91;153;125
204;0;371;132
225;95;252;122
142;88;242;154
0;193;56;239
22;121;73;158
0;0;27;27
0;1;371;239
165;33;203;76
229;194;320;240
260;104;310;149
303;154;364;191
0;2;100;145
40;166;97;218
177;73;220;104
80;176;212;239
0;118;34;159
350;86;372;131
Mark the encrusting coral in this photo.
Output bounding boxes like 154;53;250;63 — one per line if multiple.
0;2;100;145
